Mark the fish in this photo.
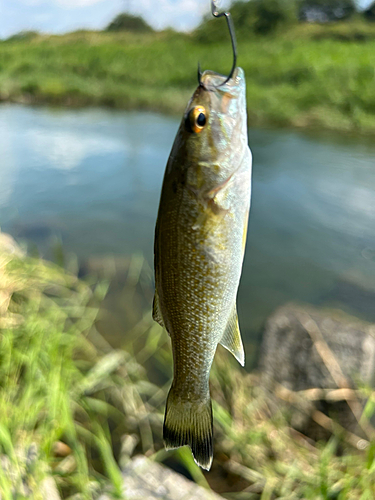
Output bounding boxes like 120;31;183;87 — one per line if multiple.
153;67;252;470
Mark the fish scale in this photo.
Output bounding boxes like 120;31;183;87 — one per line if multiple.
154;68;252;470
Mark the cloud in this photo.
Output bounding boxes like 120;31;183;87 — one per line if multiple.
54;0;104;6
26;128;125;170
0;0;125;38
3;0;373;39
20;0;45;5
20;0;107;5
1;0;226;38
126;0;206;31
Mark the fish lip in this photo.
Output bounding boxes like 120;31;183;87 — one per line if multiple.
199;67;245;95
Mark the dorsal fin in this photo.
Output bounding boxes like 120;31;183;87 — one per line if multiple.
152;289;165;328
220;305;245;366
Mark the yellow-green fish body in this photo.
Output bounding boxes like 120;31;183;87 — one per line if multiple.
154;68;252;470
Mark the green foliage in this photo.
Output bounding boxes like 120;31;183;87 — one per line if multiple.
1;245;375;497
1;28;375;133
253;0;298;34
208;353;375;499
364;1;375;21
195;0;298;42
106;13;153;33
0;248;165;498
5;30;40;42
298;0;356;22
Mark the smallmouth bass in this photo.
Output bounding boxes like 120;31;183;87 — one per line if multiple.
153;68;252;470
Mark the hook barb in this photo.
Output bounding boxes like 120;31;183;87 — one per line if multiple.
198;61;203;86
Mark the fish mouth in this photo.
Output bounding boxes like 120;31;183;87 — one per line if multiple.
199;67;245;96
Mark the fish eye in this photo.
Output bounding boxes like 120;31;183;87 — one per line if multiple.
186;106;207;134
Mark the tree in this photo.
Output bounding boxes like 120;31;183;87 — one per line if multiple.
298;0;356;22
6;31;39;42
195;0;298;41
106;13;153;33
364;1;375;21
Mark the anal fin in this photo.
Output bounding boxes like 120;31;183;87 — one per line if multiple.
152;289;165;328
220;305;245;366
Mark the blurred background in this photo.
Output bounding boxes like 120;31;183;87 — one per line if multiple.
1;0;375;498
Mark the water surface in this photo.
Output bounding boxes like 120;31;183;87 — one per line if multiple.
1;105;375;364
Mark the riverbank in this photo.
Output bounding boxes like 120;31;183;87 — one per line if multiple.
1;24;375;134
1;232;375;498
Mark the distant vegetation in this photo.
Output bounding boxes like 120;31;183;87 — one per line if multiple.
298;0;356;23
105;12;153;33
196;0;296;40
0;1;375;134
364;1;375;20
195;0;360;41
5;30;40;42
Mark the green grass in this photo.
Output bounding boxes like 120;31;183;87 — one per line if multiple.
0;247;166;499
1;24;375;133
2;242;375;498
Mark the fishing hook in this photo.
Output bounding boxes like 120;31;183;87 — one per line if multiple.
198;0;238;87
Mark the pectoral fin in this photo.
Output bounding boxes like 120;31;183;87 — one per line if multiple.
220;306;245;366
152;289;165;328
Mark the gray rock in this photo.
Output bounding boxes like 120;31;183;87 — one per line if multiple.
41;476;61;500
259;303;375;438
0;443;61;500
100;455;224;500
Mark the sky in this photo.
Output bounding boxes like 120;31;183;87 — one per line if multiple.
0;0;218;39
0;0;372;39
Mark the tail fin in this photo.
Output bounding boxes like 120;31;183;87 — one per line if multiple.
163;386;213;470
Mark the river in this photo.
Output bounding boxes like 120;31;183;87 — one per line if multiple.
1;104;375;365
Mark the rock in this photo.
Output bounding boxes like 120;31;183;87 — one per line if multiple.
99;455;225;500
259;303;375;439
52;441;72;458
0;443;61;500
41;476;61;500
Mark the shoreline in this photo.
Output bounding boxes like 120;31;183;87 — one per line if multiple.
2;231;375;498
2;96;375;138
1;26;375;136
